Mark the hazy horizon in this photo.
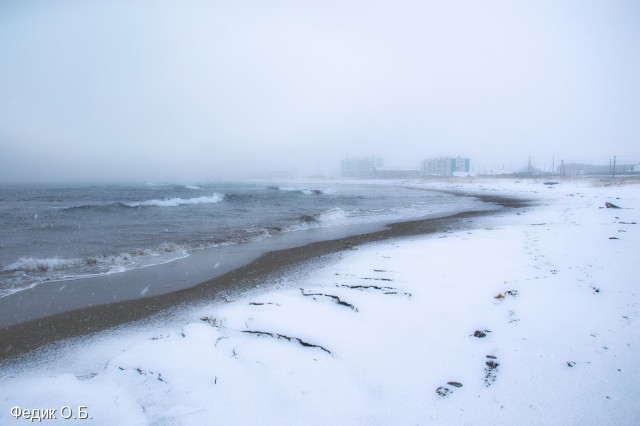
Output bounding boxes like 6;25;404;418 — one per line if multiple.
1;0;638;183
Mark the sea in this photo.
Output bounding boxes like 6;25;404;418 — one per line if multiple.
0;181;489;297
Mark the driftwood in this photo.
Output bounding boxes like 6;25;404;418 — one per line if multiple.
337;284;412;297
300;289;358;311
242;330;332;354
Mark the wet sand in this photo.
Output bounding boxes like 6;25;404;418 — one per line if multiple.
0;191;532;362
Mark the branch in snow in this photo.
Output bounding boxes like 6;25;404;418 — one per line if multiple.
242;330;332;354
300;289;358;312
337;284;412;298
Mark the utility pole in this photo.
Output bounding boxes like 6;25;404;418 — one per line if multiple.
613;155;617;178
528;157;532;177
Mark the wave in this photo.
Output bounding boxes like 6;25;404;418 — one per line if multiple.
125;193;224;207
62;193;224;211
2;242;188;275
184;185;202;190
268;186;324;195
300;208;348;225
3;257;86;273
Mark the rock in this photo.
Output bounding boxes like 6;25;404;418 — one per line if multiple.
474;330;487;338
605;202;621;209
447;381;463;388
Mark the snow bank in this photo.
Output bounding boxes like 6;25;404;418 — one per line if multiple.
1;178;639;425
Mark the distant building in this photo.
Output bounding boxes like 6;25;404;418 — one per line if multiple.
420;157;470;177
340;157;384;178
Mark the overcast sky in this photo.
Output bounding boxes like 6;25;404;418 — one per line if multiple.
1;0;638;181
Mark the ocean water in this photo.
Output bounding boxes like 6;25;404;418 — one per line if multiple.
0;182;486;297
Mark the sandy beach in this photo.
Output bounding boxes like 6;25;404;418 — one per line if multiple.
1;177;639;425
0;189;525;361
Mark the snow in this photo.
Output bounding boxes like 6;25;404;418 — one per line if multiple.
1;178;639;425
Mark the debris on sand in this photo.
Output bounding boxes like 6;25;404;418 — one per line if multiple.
242;330;332;354
495;290;518;300
300;289;358;311
484;356;500;386
337;284;412;297
436;381;463;397
436;386;451;397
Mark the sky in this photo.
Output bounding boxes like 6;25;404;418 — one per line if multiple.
0;0;638;181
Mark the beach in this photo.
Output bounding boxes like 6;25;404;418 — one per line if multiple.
1;177;639;425
0;188;522;361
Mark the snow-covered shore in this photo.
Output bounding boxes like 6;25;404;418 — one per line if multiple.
1;178;639;425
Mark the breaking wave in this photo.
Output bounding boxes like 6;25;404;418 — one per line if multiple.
125;193;224;207
3;257;85;273
300;208;348;225
62;193;224;211
268;186;325;195
2;242;188;276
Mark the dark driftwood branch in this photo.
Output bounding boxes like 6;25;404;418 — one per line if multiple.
300;289;358;311
360;277;393;282
242;330;332;354
337;284;412;297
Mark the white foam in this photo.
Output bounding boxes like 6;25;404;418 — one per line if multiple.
3;257;85;273
1;244;189;297
276;187;324;195
126;193;224;207
314;207;349;225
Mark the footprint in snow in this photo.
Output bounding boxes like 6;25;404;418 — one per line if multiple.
484;355;500;387
436;381;463;397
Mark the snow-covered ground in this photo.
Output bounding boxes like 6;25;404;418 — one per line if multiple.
1;178;639;425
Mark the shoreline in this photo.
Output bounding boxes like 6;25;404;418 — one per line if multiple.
0;191;532;362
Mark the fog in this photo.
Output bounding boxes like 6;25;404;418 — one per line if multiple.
1;0;638;182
